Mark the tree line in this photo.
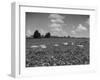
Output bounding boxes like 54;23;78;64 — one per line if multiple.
26;30;71;39
32;30;51;38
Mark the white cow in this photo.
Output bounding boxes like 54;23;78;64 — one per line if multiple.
63;42;68;45
54;44;59;47
31;45;39;48
77;45;84;48
72;42;74;45
40;44;47;48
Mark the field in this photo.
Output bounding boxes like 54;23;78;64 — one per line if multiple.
26;37;89;67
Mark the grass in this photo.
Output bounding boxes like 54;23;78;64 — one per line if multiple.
26;37;89;67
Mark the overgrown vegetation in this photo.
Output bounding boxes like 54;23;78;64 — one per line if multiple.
26;38;89;67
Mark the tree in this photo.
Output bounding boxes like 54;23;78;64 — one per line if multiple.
67;35;71;38
33;30;41;38
45;32;51;38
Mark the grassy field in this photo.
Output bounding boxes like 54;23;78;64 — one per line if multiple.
26;37;89;67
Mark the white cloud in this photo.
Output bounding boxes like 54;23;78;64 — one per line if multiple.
51;30;68;37
50;19;64;23
50;23;62;28
49;14;65;19
49;14;65;24
48;13;67;36
71;24;87;34
39;29;47;35
76;24;87;31
26;29;33;37
71;30;76;34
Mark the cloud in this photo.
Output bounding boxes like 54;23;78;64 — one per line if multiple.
26;29;33;37
49;14;65;24
76;24;87;31
50;19;64;23
71;30;76;34
50;23;62;28
50;23;63;33
71;24;87;34
39;29;47;35
48;13;67;36
49;14;65;20
51;30;68;37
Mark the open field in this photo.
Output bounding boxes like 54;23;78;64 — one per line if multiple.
26;37;89;67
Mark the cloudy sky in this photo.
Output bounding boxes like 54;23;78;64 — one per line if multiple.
26;12;89;37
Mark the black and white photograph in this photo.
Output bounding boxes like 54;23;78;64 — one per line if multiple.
25;12;90;67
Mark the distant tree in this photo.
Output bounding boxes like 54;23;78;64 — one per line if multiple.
64;36;66;38
45;32;51;38
33;30;41;38
67;35;71;38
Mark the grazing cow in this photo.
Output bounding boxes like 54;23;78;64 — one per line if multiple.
40;44;47;48
30;45;39;48
72;42;74;45
77;45;84;48
63;42;68;45
54;44;59;46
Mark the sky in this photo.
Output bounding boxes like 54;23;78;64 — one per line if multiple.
26;12;89;37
